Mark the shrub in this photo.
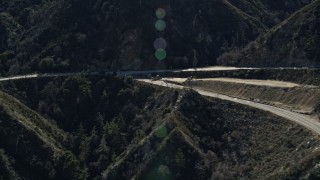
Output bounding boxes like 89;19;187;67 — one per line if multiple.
55;151;88;180
175;148;185;168
38;57;55;72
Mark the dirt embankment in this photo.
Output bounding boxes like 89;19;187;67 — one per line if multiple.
136;68;320;86
188;79;320;114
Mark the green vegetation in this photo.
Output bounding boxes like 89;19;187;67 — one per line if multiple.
175;148;185;168
55;151;88;180
1;0;314;75
1;0;320;178
0;149;19;180
228;0;313;27
1;77;320;179
0;76;180;179
218;0;320;67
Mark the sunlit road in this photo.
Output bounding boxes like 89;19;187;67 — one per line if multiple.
0;73;82;82
0;68;320;135
0;74;38;82
138;79;320;135
0;66;313;82
0;66;253;82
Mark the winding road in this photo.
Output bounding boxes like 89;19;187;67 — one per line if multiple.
138;79;320;135
0;68;320;135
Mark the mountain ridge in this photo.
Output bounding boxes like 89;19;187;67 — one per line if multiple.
218;0;320;67
0;0;316;76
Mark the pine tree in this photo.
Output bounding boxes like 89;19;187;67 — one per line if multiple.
111;152;117;163
175;148;185;168
77;123;86;141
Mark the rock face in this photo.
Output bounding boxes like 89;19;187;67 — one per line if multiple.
218;0;320;67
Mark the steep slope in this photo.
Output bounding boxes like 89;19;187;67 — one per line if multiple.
175;92;320;179
228;0;314;27
0;91;86;180
0;0;269;76
218;0;320;67
1;0;318;72
100;90;320;179
186;78;320;114
2;77;320;179
1;76;184;179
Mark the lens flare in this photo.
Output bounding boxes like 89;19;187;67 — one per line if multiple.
155;49;167;61
155;20;166;32
156;8;166;19
154;125;168;138
154;37;167;49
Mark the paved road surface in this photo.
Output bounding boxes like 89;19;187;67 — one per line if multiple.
0;73;82;82
138;79;320;135
0;66;315;81
0;69;319;134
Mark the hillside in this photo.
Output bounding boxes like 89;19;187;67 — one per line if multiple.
0;0;318;74
184;78;320;114
0;0;314;76
0;91;84;180
1;77;320;179
2;1;320;179
0;0;267;75
228;0;314;27
218;0;320;67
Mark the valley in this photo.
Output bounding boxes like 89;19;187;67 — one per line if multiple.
1;0;320;179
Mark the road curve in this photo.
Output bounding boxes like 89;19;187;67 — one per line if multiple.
138;79;320;135
0;71;320;135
